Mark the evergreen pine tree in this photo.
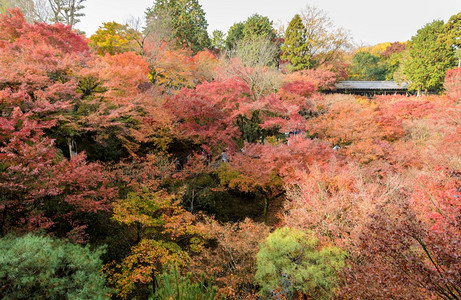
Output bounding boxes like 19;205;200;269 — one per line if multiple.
0;234;109;299
281;14;311;71
256;227;346;299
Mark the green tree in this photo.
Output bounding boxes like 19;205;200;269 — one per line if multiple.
403;20;455;94
227;14;279;68
0;234;110;299
210;29;225;51
381;42;406;81
146;0;210;53
349;51;387;81
242;13;276;41
256;227;346;299
281;14;311;71
225;14;276;51
225;21;244;50
385;50;405;81
0;0;52;23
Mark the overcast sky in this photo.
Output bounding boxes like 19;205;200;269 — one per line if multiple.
78;0;461;46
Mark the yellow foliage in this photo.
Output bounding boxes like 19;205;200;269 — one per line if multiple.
356;42;391;56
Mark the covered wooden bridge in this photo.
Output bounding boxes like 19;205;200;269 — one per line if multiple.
335;81;409;97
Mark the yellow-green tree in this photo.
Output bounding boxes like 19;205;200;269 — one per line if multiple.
90;21;139;56
441;12;461;67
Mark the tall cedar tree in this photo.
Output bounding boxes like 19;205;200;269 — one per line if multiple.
281;14;311;71
146;0;210;53
403;20;455;94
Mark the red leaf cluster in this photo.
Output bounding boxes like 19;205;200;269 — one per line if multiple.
444;67;461;101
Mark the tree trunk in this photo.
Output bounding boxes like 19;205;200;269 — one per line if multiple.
0;207;7;237
68;0;75;28
136;222;141;244
263;197;269;225
67;137;77;158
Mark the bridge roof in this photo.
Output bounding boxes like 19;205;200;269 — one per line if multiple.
335;81;408;90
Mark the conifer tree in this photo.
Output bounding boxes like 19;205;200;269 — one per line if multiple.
225;22;244;50
281;14;311;71
146;0;210;53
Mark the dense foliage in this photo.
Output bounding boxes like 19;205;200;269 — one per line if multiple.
0;5;460;299
348;51;386;80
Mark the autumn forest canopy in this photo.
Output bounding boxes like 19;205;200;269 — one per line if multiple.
0;0;460;299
